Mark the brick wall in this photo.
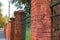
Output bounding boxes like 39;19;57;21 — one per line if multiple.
6;21;11;40
14;11;26;40
10;18;15;40
3;18;15;40
31;0;51;40
14;11;21;40
3;10;26;40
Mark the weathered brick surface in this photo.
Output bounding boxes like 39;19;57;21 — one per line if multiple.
14;11;21;40
31;0;51;40
3;18;15;40
6;21;11;40
3;11;26;40
10;18;15;40
14;11;26;40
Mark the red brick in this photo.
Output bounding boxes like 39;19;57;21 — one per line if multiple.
14;11;26;40
6;21;11;40
31;0;51;40
3;18;15;40
10;18;15;40
14;11;21;40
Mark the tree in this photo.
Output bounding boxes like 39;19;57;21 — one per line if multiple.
0;2;3;10
0;12;4;27
0;2;5;27
3;15;9;24
11;0;31;13
0;2;2;8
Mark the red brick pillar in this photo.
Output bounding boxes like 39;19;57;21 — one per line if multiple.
31;0;51;40
6;21;11;40
14;11;26;40
10;18;15;40
14;11;21;40
3;18;15;40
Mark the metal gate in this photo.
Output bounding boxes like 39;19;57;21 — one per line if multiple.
50;0;60;40
20;12;30;40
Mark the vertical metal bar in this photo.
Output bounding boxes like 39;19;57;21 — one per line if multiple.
20;14;26;40
50;0;60;40
51;7;54;40
50;0;54;39
56;15;58;40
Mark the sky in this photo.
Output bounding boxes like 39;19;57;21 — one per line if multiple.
0;0;17;17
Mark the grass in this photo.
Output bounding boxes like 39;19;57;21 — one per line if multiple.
26;29;30;40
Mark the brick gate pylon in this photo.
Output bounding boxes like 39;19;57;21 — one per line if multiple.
31;0;51;40
3;10;26;40
14;11;26;40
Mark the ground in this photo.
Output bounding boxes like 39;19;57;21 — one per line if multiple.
0;28;6;40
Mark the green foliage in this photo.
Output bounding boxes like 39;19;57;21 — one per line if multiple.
0;15;9;28
0;2;4;28
0;12;4;27
12;0;30;4
11;0;31;13
0;2;2;8
3;15;9;24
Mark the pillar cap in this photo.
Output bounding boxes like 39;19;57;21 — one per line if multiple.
14;10;26;16
10;18;15;20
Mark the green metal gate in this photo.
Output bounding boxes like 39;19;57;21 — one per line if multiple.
20;12;30;40
50;0;60;40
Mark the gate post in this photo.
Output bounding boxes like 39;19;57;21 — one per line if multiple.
31;0;51;40
10;18;15;40
14;10;26;40
20;11;26;40
14;11;21;40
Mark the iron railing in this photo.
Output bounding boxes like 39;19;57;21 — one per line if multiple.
20;13;30;40
50;0;60;40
